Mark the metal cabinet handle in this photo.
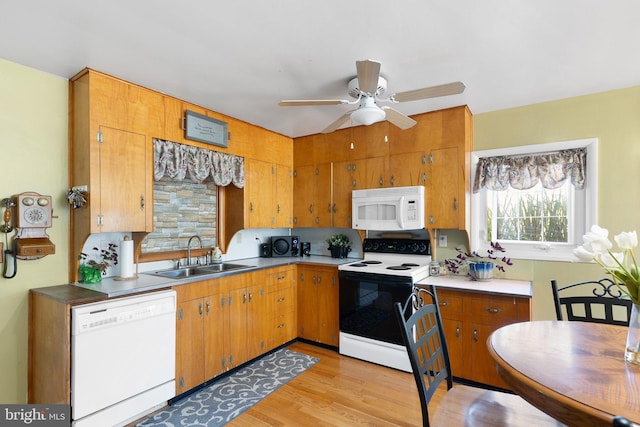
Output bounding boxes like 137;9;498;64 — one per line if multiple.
453;197;458;211
456;324;460;339
485;307;502;314
439;301;449;306
277;323;285;329
206;301;210;315
309;204;313;213
390;176;395;186
198;303;203;317
277;297;285;302
140;195;145;210
248;291;253;303
473;328;478;342
243;292;247;304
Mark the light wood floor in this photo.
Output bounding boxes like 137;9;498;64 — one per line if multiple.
227;341;446;426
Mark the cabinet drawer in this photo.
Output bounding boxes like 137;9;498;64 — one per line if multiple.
267;267;296;291
268;286;295;314
270;312;296;346
466;294;519;322
436;290;463;316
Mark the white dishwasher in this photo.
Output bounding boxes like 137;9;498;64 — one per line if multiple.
71;289;176;427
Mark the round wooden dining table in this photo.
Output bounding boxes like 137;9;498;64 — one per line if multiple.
487;321;640;427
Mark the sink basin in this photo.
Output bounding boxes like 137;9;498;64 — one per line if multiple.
148;263;252;279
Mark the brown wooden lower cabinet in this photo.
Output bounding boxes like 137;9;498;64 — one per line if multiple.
435;287;531;389
297;264;339;346
174;266;298;395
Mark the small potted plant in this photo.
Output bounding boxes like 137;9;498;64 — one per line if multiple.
444;242;512;281
79;243;118;283
326;234;352;259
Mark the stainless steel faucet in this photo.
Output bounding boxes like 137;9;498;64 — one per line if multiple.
187;235;203;266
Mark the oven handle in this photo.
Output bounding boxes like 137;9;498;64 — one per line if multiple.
338;269;415;285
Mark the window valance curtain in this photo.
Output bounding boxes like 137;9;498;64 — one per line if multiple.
473;147;586;193
153;138;245;188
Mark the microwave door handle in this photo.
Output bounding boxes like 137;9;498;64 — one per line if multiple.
398;196;406;229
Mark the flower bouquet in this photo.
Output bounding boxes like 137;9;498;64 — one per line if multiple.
444;242;512;281
573;225;640;364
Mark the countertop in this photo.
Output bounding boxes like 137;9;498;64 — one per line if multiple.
36;255;356;302
416;275;532;297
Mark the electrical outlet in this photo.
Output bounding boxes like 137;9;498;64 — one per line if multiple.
439;235;448;248
254;233;259;241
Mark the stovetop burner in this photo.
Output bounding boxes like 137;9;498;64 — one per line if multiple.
338;238;432;279
387;265;411;270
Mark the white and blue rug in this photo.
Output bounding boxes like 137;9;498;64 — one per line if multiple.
137;348;319;427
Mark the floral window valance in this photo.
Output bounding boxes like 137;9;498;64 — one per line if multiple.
473;147;586;193
153;138;245;188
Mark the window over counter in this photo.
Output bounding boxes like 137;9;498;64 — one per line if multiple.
470;138;597;262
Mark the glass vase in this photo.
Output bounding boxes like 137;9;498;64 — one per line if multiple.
625;303;640;365
79;265;103;284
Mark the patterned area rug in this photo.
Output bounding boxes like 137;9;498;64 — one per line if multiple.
137;348;319;427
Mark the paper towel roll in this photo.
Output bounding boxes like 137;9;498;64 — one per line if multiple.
120;238;135;278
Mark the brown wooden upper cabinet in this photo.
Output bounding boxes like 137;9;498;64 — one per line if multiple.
292;106;472;232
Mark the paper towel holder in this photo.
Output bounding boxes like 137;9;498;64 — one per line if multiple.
114;236;138;281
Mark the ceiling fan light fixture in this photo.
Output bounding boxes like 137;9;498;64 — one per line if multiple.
351;96;386;126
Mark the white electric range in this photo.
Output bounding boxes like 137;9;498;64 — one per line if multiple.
338;238;431;372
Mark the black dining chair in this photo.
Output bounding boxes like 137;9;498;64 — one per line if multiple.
394;286;565;427
613;416;639;426
551;278;632;326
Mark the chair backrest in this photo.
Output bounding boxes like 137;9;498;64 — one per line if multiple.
551;278;632;326
394;286;453;427
613;416;639;427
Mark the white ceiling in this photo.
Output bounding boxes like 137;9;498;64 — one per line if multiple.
2;1;640;138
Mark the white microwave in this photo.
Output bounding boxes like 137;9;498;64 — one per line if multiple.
351;186;425;231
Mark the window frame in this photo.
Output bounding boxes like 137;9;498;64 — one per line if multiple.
470;138;598;262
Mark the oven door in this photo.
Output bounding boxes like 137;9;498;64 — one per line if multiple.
338;270;413;346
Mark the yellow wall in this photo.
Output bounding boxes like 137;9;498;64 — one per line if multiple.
0;58;69;403
471;86;640;320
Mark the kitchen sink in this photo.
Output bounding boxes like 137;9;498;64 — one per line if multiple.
148;263;252;279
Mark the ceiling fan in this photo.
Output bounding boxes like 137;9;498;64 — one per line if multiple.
279;59;465;134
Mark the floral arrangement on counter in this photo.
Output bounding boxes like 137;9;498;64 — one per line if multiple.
573;225;640;305
444;242;512;280
79;243;119;283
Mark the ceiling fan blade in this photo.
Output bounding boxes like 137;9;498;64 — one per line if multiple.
392;81;465;103
279;99;348;107
355;60;381;94
383;107;417;130
322;112;353;134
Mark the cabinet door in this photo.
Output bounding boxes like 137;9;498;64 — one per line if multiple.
316;268;339;346
227;287;249;368
176;298;204;393
246;159;274;228
428;147;461;229
332;161;354;228
203;293;226;380
293;165;314;227
99;126;150;232
246;284;269;360
389;152;427;188
314;163;333;227
358;157;387;189
297;267;318;340
465;322;510;389
275;164;292;228
441;317;464;377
